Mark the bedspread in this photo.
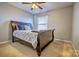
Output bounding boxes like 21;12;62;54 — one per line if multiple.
13;30;38;49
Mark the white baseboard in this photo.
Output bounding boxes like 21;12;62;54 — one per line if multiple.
54;39;72;43
0;41;8;45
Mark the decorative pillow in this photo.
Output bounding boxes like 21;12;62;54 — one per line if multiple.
24;25;31;31
17;24;25;30
12;23;16;29
12;23;18;30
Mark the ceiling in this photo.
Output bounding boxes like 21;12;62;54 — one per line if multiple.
8;2;73;14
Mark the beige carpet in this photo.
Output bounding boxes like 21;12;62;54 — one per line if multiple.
0;40;77;57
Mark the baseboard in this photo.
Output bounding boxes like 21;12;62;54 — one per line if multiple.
0;41;8;45
55;39;72;43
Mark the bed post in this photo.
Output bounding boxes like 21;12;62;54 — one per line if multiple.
11;37;15;42
52;29;55;41
11;21;16;43
36;36;41;56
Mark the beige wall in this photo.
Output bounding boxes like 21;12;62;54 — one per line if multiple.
72;3;79;50
34;6;73;41
0;3;33;42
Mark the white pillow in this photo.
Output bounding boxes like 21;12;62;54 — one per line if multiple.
25;25;31;31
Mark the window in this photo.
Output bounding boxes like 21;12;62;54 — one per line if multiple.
37;16;48;30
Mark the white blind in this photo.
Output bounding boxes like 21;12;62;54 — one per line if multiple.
37;16;48;30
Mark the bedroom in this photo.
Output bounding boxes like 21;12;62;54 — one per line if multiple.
0;2;79;57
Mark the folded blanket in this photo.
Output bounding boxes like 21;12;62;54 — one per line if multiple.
13;30;38;49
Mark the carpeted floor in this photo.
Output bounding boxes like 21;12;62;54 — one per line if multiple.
0;40;77;57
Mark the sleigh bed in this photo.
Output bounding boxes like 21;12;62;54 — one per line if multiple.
11;21;55;56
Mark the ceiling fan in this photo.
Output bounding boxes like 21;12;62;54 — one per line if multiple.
22;2;45;10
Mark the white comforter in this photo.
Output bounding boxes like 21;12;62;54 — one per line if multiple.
13;30;38;49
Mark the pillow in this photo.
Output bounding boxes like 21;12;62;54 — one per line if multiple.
12;23;18;30
24;25;31;31
17;24;25;30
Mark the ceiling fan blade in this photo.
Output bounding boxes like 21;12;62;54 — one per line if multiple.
36;4;43;9
37;2;46;4
22;2;32;4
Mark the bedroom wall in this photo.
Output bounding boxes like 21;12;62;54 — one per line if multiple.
34;6;73;41
0;2;33;42
72;2;79;50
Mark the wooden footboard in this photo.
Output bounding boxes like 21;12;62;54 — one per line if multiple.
36;29;55;56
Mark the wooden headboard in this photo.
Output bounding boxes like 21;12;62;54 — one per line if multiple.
11;21;32;32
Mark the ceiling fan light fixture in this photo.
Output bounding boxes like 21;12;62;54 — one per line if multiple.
32;3;38;8
22;2;45;10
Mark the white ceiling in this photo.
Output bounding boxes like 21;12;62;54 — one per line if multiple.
8;2;73;14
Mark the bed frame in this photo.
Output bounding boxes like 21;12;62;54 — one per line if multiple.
10;21;55;56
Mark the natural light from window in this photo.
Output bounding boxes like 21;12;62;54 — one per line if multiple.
37;16;48;30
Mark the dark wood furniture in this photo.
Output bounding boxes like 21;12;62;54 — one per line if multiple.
10;21;55;56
